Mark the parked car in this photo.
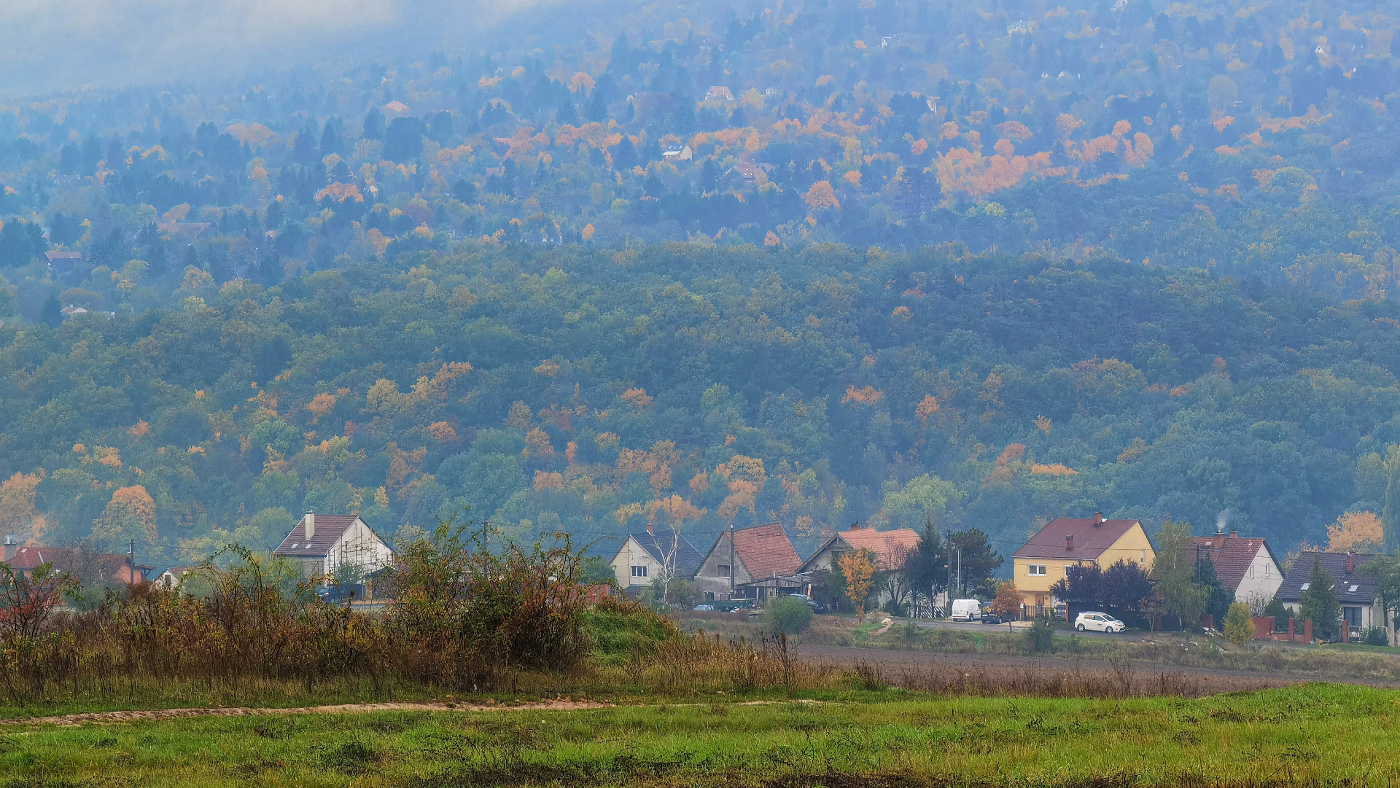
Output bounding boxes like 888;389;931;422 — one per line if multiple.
694;604;715;612
980;610;1004;624
782;593;827;613
950;598;982;622
1074;611;1126;633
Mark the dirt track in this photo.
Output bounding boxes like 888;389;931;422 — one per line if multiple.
0;698;611;727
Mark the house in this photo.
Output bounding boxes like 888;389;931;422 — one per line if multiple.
1187;530;1283;607
153;566;198;591
1275;551;1387;634
607;525;705;593
705;85;735;102
662;144;692;162
272;512;395;582
383;101;411;117
1012;513;1155;617
799;523;921;574
45;251;82;273
693;522;802;602
3;546;148;585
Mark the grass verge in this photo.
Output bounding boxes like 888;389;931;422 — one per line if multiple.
1;683;1395;787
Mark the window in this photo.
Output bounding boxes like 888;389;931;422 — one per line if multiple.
1299;582;1310;591
1343;606;1362;628
1348;584;1360;593
1140;549;1146;563
717;564;731;577
1028;564;1047;576
705;591;715;600
630;565;648;578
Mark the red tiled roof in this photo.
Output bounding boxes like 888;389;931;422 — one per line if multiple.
835;525;920;569
4;547;141;583
273;515;362;557
1013;517;1142;560
1187;535;1274;592
731;523;801;579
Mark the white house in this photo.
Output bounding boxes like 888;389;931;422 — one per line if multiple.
662;144;693;162
1276;551;1389;634
272;512;395;582
608;526;705;593
1188;532;1284;608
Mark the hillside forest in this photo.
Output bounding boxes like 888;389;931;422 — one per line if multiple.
0;0;1396;565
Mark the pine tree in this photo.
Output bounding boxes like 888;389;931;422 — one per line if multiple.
1299;555;1341;641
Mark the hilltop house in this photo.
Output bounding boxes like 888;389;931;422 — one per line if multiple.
272;512;395;583
1188;531;1284;607
607;526;705;594
694;522;802;602
1276;551;1387;635
1013;513;1155;618
662;144;692;162
799;523;921;574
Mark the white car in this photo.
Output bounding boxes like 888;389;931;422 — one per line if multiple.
1074;611;1125;633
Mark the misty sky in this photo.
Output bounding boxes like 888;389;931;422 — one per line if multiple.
0;0;534;96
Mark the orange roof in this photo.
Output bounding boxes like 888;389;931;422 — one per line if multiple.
730;523;801;579
836;525;920;568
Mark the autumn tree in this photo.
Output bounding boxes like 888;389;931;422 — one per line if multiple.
1329;511;1384;553
92;486;157;549
838;548;877;623
989;580;1021;632
1223;602;1255;646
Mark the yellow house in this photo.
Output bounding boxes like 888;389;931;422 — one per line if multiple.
1012;513;1155;618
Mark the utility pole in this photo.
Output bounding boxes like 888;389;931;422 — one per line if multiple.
728;521;735;599
956;546;963;598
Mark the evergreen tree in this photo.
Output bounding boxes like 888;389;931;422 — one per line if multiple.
1195;555;1233;625
1299;555;1341;641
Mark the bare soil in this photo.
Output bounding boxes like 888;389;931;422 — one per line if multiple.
1;698;612;727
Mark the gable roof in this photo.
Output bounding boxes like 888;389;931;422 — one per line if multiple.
1014;517;1142;561
1276;552;1381;605
730;522;802;579
626;531;705;578
802;525;921;571
273;514;364;557
1188;535;1278;591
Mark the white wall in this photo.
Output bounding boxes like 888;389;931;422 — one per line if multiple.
1235;545;1284;606
610;537;664;588
327;518;395;578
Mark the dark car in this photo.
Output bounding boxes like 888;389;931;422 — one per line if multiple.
980;610;1004;624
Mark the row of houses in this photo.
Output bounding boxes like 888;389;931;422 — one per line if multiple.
609;521;921;603
1013;515;1387;634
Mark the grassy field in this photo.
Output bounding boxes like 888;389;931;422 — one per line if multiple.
1;683;1396;787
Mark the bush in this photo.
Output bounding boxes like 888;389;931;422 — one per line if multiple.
766;595;814;634
1263;597;1289;632
584;595;679;665
1026;617;1054;653
1223;602;1255;646
1362;626;1390;647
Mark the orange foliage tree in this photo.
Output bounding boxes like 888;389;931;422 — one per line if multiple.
838;548;878;623
94;485;157;545
803;180;840;210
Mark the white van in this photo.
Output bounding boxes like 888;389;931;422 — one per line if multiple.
950;598;981;622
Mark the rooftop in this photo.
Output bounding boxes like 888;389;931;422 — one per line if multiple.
1014;516;1142;560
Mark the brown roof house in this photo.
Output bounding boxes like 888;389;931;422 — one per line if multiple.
799;523;921;574
693;522;802;602
3;545;148;586
1187;530;1283;607
1012;514;1155;617
1276;551;1386;636
272;512;395;584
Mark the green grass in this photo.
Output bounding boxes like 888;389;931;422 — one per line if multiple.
1;684;1397;786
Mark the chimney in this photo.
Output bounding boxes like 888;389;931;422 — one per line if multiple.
303;512;315;540
646;522;654;535
1229;530;1238;539
1066;534;1075;550
1347;552;1356;574
1092;512;1104;527
2;534;15;561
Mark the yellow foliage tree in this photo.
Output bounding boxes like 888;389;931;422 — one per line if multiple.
0;471;45;543
94;485;157;546
716;455;765;522
838;548;878;623
1327;511;1384;553
803;180;840;210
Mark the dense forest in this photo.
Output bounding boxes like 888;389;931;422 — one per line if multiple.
0;0;1396;565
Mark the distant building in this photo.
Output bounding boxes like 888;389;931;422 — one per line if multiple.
607;525;705;593
800;523;921;574
1187;531;1283;606
272;512;395;582
153;566;198;591
3;546;149;586
694;522;802;602
662;144;693;162
383;101;411;117
1276;551;1386;634
45;251;82;273
1007;19;1034;35
1013;514;1155;618
705;85;735;102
